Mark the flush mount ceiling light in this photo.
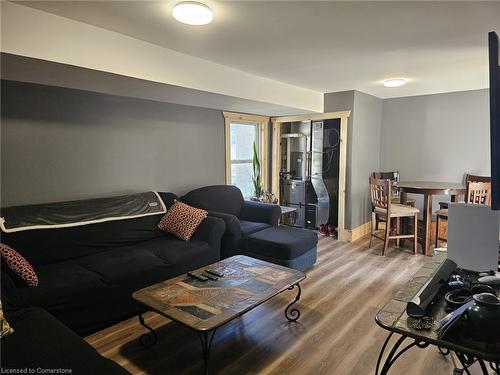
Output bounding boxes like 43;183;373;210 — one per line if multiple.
383;79;407;88
172;1;213;25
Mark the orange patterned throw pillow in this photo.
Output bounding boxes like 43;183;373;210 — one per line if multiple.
0;244;39;287
158;201;207;241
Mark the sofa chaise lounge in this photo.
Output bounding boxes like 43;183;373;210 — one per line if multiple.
181;185;318;271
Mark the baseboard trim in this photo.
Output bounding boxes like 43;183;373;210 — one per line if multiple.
346;221;371;242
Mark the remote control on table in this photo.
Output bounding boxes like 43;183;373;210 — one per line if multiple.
187;271;208;281
201;272;218;281
205;269;224;278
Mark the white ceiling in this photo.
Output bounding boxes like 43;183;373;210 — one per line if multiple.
13;1;500;98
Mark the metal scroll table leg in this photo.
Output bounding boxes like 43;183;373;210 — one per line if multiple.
138;314;158;347
375;332;429;375
452;351;494;375
285;283;302;322
478;359;490;375
489;362;500;374
376;332;393;375
199;329;217;375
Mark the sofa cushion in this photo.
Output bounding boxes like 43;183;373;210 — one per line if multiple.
181;185;244;217
239;220;271;237
22;236;215;305
158;201;207;241
158;192;177;209
1;213;168;267
17;236;218;335
20;262;109;308
1;307;130;375
0;244;38;287
245;226;318;260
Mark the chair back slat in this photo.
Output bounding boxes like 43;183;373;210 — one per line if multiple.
373;171;400;197
369;177;391;210
466;181;492;205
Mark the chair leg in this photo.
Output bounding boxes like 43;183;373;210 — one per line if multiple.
435;215;440;248
413;214;418;255
396;217;401;248
383;217;391;256
369;212;375;248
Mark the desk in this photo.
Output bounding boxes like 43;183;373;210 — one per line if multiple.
375;253;500;375
397;182;466;255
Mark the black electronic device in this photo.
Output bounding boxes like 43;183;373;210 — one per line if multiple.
489;31;500;210
205;269;224;278
448;280;465;289
407;258;457;318
448;274;466;290
201;272;218;281
445;289;473;312
187;271;208;281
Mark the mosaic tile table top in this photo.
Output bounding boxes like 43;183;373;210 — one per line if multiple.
375;252;500;362
133;255;305;331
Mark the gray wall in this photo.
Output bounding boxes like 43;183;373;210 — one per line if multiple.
324;90;382;229
2;79;488;230
381;89;490;210
1;80;225;207
324;88;490;230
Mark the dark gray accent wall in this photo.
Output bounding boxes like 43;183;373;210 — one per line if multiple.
1;80;225;207
324;90;382;229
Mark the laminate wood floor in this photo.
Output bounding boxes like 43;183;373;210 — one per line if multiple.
85;236;485;375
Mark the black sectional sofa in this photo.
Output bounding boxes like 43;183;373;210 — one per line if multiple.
1;192;225;336
0;186;316;374
1;191;225;373
181;185;281;258
2;306;130;375
2;264;130;374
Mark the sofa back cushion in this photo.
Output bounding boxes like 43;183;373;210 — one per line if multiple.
0;192;178;267
181;185;244;217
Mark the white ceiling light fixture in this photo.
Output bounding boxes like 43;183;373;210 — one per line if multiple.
172;1;213;26
383;78;407;88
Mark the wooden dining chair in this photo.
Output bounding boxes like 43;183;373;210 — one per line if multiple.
435;174;492;247
372;171;416;232
372;171;416;206
369;177;419;256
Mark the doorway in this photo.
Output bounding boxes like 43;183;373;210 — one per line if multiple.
271;111;350;241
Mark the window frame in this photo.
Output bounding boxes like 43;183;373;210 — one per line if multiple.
223;112;270;197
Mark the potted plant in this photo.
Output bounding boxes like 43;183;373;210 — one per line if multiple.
251;141;264;200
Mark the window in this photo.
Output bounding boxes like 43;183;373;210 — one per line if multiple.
224;112;269;198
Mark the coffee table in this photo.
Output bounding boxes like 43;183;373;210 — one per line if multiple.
132;255;306;374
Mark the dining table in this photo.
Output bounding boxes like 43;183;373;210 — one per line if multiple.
396;181;467;256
